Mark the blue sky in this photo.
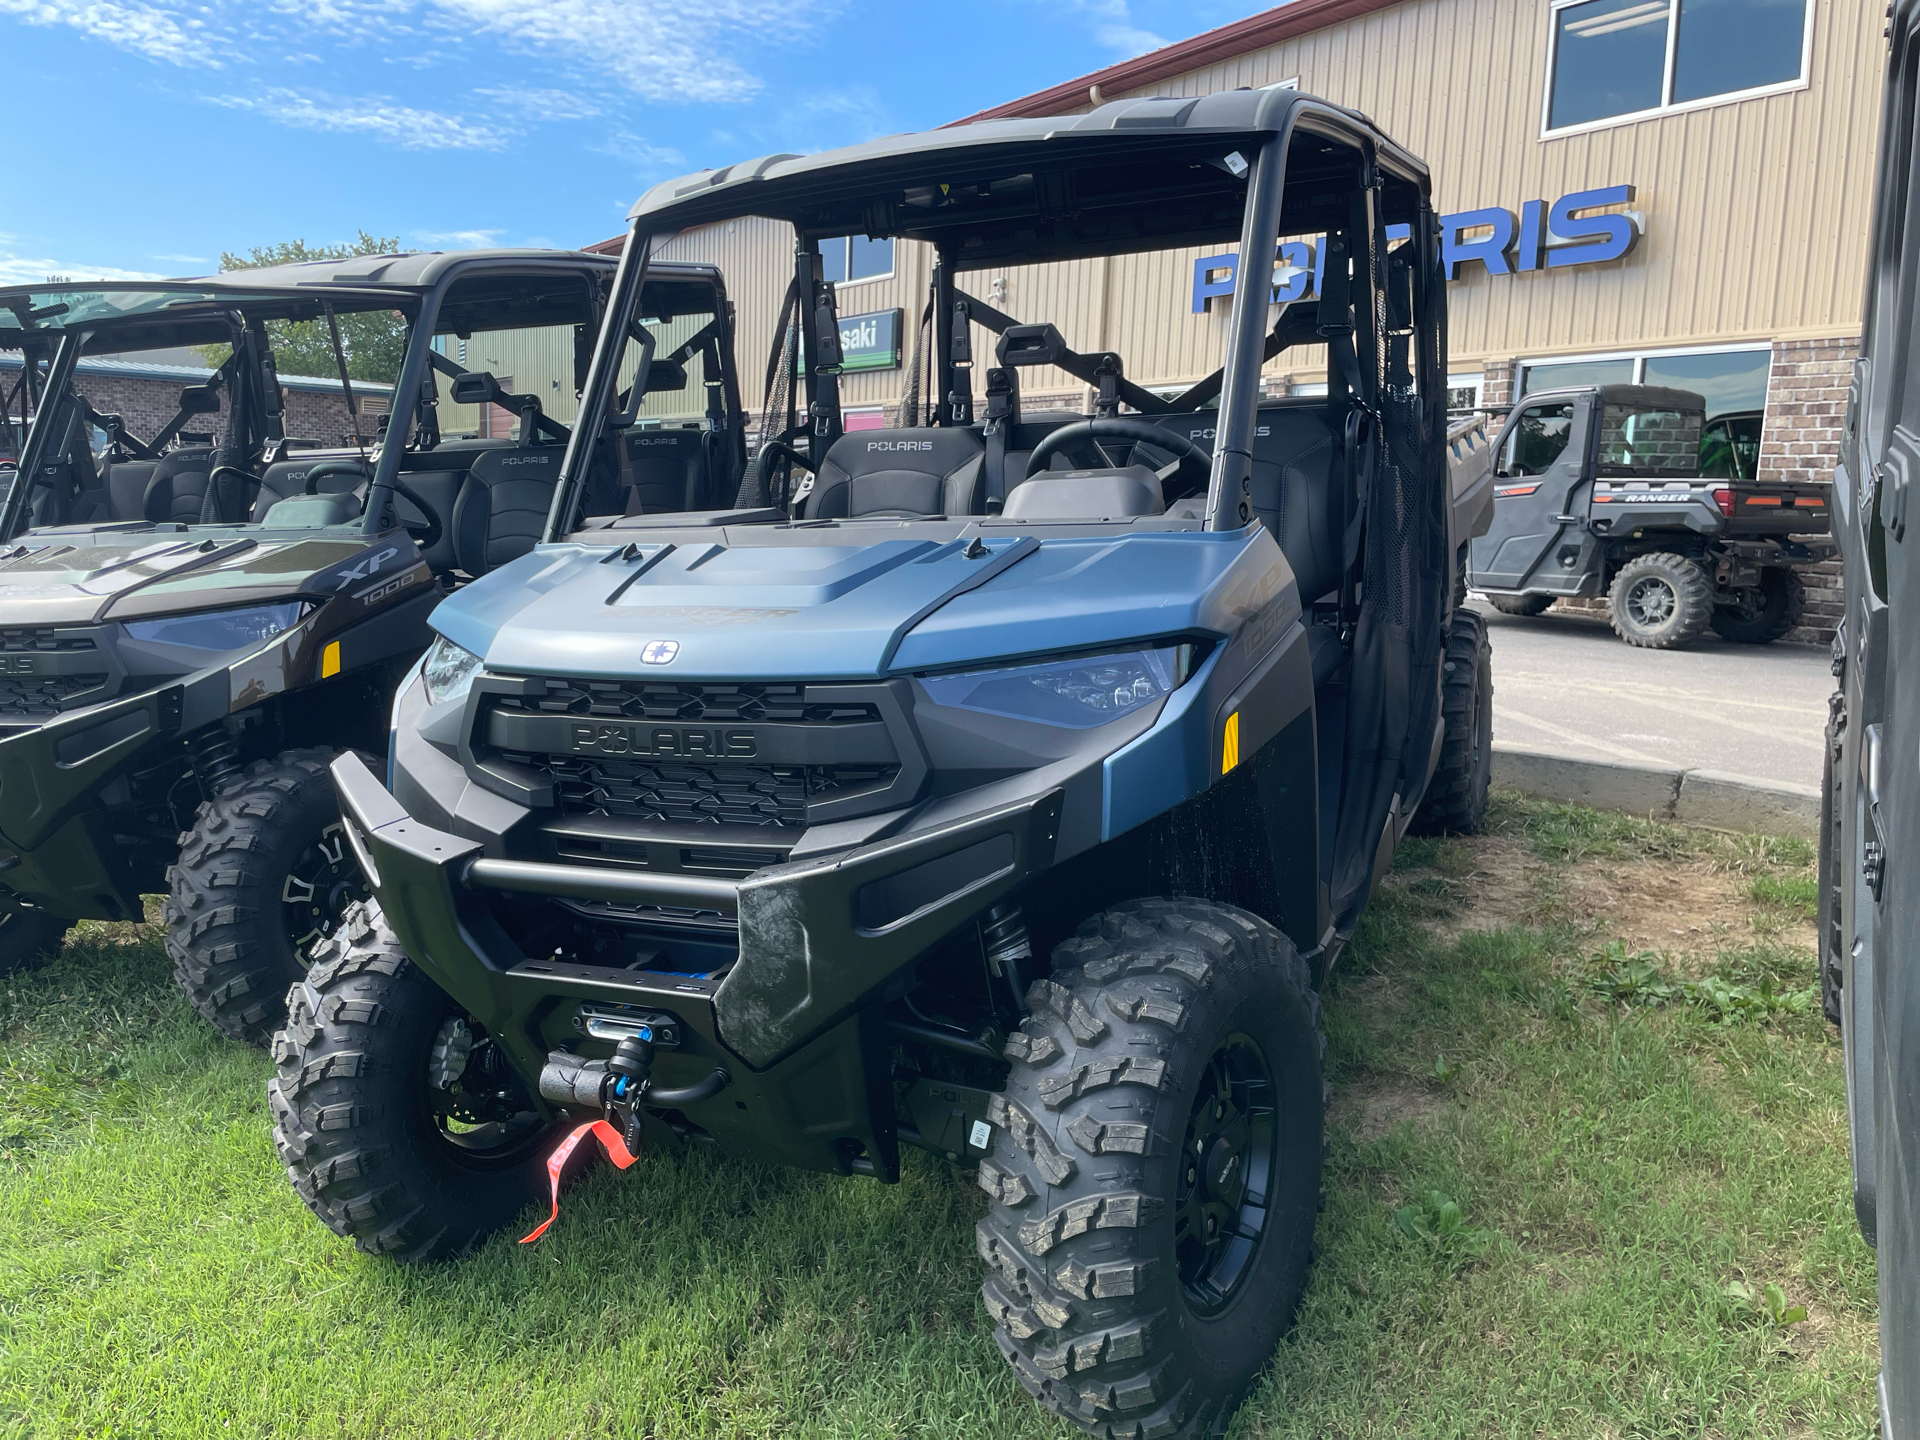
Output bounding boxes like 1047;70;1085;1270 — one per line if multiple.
0;0;1264;284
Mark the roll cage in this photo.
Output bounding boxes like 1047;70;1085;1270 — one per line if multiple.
546;89;1441;546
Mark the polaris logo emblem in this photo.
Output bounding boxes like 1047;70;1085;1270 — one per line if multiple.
569;723;755;758
641;640;679;665
630;437;680;447
0;656;34;674
867;440;932;451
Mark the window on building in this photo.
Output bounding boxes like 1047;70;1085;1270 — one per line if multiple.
1523;346;1772;417
1448;372;1485;410
1545;0;1810;133
1520;345;1774;469
820;236;895;286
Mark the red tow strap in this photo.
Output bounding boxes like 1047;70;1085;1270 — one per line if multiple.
518;1119;639;1245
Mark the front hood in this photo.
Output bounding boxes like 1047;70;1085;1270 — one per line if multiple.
432;528;1279;681
0;532;383;625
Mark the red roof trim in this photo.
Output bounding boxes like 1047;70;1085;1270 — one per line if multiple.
946;0;1404;125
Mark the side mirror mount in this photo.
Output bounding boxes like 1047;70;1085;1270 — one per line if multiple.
645;359;688;393
449;372;499;407
178;384;221;416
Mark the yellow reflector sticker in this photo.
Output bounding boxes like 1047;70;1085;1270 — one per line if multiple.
1222;711;1241;774
321;641;341;679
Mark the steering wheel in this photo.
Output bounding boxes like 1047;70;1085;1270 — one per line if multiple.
1025;418;1213;498
301;458;443;552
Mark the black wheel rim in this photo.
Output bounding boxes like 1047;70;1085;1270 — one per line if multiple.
1627;576;1676;628
1174;1032;1278;1315
422;1011;546;1162
281;820;372;966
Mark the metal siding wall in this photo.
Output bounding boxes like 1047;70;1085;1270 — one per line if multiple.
642;0;1877;408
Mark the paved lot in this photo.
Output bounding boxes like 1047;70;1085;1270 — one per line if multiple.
1472;598;1833;790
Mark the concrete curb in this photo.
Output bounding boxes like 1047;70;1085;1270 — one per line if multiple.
1491;743;1820;838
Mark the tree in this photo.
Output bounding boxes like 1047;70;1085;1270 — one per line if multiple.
197;231;408;385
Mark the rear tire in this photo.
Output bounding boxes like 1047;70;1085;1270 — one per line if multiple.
1607;553;1714;649
268;901;553;1262
1710;567;1806;644
165;747;372;1044
1485;592;1552;617
979;898;1324;1440
1408;609;1493;836
0;908;71;975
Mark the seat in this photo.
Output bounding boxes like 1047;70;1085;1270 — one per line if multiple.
251;455;369;521
803;427;984;519
139;447;216;524
620;429;707;515
451;444;565;575
94;459;156;522
1247;403;1343;604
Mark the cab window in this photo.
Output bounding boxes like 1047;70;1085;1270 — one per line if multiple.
1504;403;1575;475
1598;404;1702;474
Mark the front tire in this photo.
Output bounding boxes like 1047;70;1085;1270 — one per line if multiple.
1408;609;1493;835
979;898;1324;1440
268;901;552;1262
1485;592;1553;617
1607;553;1714;649
164;747;372;1044
0;908;71;975
1710;566;1806;644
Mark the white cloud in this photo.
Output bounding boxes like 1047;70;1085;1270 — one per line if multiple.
0;0;213;65
588;128;685;177
208;87;514;150
413;228;505;248
475;84;602;121
0;250;168;284
150;252;211;264
429;0;833;103
1059;0;1167;57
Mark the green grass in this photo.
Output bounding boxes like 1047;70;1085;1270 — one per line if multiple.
0;796;1878;1438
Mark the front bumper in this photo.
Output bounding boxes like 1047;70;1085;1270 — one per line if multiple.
0;674;212;918
333;751;1063;1169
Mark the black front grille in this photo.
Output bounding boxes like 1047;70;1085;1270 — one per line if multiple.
508;752;896;828
492;679;878;725
0;628;97;654
0;672;108;717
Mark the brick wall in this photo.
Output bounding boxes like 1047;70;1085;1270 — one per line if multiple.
66;374;364;449
1757;335;1854;646
6;372;365;451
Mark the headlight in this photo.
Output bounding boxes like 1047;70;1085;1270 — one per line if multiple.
421;634;483;707
124;601;307;651
919;645;1184;729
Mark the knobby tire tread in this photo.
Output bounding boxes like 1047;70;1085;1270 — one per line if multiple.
978;897;1324;1440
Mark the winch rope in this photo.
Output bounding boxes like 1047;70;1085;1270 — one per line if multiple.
517;1118;640;1244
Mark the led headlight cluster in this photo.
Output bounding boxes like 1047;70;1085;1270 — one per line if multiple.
421;634;484;707
124;601;307;652
920;645;1184;729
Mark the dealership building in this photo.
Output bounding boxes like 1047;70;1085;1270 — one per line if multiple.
627;0;1879;637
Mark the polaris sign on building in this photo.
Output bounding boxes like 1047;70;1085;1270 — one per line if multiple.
1190;185;1644;310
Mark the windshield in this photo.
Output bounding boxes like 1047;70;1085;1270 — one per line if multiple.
1597;404;1703;475
0;287;236;336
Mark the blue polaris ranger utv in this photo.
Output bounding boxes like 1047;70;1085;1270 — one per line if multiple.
276;90;1493;1437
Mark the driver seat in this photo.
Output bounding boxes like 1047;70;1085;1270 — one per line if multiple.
251;455;369;521
803;428;985;519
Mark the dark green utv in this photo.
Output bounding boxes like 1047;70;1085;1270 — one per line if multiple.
0;251;743;1039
